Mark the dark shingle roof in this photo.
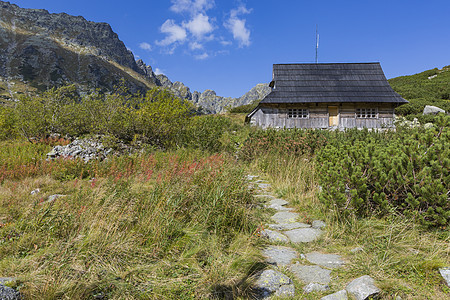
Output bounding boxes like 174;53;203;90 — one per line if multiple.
261;63;408;104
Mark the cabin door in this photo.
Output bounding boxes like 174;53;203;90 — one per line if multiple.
328;106;339;127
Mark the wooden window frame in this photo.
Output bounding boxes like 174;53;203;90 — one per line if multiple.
288;108;309;119
356;108;378;119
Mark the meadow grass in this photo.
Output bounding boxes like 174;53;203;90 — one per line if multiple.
0;144;264;299
250;153;449;299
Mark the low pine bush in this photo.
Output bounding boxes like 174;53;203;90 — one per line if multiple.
317;117;450;228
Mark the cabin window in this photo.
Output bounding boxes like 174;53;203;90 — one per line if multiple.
356;108;377;118
288;108;309;119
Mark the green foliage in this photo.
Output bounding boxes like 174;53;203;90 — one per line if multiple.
389;66;450;118
10;85;197;149
0;105;17;140
316;116;450;228
239;128;328;161
180;115;239;152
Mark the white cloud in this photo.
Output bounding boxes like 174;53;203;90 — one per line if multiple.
154;68;164;75
225;5;252;47
139;42;152;51
183;13;214;39
170;0;214;14
156;19;187;47
189;41;204;50
194;52;209;60
219;39;232;46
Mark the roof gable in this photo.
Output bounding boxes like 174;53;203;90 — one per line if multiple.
262;63;408;104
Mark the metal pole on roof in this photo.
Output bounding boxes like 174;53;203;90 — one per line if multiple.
315;25;319;63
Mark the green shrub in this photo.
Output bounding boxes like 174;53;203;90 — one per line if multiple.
0;105;17;140
316;116;450;228
179;115;239;152
239;128;328;161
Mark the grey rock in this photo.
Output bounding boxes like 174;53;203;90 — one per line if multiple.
30;188;40;195
439;267;450;287
0;278;15;285
261;229;289;243
423;123;434;129
246;175;259;180
268;199;289;207
271;211;300;224
273;284;295;297
423;105;445;115
262;246;298;267
0;284;20;300
312;220;327;229
0;1;156;97
350;247;363;253
268;222;311;231
254;269;293;298
284;228;323;243
346;275;381;300
305;252;345;269
257;183;271;190
253;194;276;200
303;282;330;293
47;194;64;203
321;290;348;300
290;263;331;285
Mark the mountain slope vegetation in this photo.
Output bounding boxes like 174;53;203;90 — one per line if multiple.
389;66;450;120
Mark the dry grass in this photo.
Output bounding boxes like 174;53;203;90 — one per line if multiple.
0;146;264;299
251;153;450;299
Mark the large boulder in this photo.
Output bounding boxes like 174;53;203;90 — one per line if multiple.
423;105;445;115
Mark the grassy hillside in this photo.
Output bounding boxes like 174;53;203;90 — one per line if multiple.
389;66;450;121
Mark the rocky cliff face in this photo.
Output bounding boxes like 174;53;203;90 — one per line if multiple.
0;0;156;98
0;1;269;113
154;74;271;113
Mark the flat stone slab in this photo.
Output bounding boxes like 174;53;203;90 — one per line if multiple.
346;275;380;300
254;194;276;200
271;211;299;224
312;220;327;229
268;199;289;206
262;246;298;267
303;282;329;293
321;290;348;300
254;269;293;299
274;284;295;297
290;263;331;285
284;228;323;243
305;252;345;269
258;183;271;190
268;222;311;231
266;199;292;211
268;205;293;211
261;229;289;243
439;267;450;287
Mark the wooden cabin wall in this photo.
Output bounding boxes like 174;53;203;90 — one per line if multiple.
249;103;396;129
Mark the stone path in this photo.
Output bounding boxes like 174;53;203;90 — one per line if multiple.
248;176;382;300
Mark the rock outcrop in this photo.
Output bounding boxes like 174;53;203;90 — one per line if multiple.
0;1;157;96
0;1;270;113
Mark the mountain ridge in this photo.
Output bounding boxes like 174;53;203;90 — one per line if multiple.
0;1;270;113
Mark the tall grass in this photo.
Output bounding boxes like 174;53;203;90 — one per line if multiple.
251;151;450;299
0;147;262;299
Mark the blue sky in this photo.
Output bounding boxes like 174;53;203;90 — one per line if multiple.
9;0;450;98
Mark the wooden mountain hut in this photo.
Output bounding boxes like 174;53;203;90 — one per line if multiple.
246;63;408;129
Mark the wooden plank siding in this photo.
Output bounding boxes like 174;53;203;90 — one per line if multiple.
249;102;395;129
